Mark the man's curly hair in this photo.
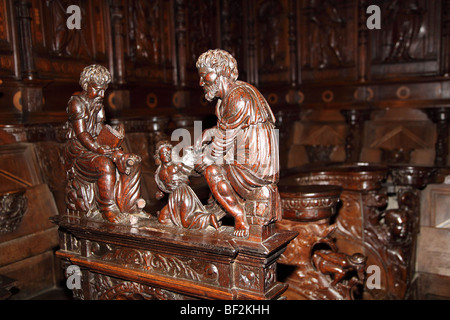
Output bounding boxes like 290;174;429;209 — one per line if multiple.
196;49;238;82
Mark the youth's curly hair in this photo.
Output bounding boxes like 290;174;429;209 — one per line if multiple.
196;49;238;81
79;64;111;91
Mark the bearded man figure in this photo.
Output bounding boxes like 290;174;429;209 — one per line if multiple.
194;49;281;238
65;64;145;223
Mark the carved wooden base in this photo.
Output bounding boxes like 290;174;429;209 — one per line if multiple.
286;162;434;299
52;215;296;300
277;184;366;300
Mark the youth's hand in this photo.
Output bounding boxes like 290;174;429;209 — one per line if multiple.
195;127;217;152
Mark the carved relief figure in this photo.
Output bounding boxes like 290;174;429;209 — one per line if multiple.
309;0;346;68
384;0;425;62
194;49;281;237
221;0;244;68
155;141;221;229
312;250;366;287
258;0;285;71
129;0;161;64
46;0;91;58
64;64;145;223
188;1;215;65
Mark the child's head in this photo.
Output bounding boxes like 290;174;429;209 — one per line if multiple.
155;141;173;164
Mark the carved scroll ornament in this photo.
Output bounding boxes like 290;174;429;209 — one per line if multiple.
0;189;27;234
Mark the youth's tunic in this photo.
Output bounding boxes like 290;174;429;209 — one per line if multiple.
65;94;105;183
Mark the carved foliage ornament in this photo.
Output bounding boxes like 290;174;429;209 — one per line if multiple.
91;273;187;300
0;189;27;234
89;242;220;285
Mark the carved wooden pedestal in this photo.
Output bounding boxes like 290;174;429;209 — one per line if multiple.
386;164;434;297
287;163;433;299
277;183;366;300
52;215;296;300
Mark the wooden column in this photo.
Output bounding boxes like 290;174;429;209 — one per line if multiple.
341;109;371;163
14;0;36;80
425;107;450;166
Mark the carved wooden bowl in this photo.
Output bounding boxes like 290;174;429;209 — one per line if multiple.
0;189;28;234
388;164;435;189
289;162;389;191
279;183;342;222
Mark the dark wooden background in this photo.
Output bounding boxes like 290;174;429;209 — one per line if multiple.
0;0;449;299
1;0;449;166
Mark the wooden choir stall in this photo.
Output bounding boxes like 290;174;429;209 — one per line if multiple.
52;56;299;300
0;0;449;301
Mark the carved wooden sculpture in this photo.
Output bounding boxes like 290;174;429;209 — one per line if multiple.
287;162;433;299
155;140;223;229
54;60;296;301
278;183;366;300
193;49;281;239
367;164;434;299
64;65;146;224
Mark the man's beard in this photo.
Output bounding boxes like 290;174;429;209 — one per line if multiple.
92;97;103;111
204;81;220;102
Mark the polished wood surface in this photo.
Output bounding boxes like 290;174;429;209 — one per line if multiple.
51;50;296;300
283;162;435;299
53;214;297;300
0;0;449;299
278;184;368;300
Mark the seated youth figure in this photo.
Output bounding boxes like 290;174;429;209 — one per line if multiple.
65;64;145;223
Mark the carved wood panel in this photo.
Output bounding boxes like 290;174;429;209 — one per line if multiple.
369;0;442;78
299;0;358;83
220;0;246;80
0;0;18;78
88;241;224;287
254;0;290;84
286;110;347;167
362;109;436;165
124;0;176;83
31;0;109;79
176;0;219;88
89;272;190;300
0;143;43;192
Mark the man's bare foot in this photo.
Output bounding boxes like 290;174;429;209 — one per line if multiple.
157;208;173;225
210;214;220;230
102;207;128;224
112;211;129;224
102;203;121;223
233;214;249;238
